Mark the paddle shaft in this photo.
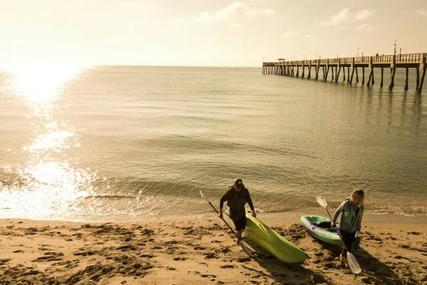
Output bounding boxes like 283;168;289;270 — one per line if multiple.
207;200;239;238
325;207;333;221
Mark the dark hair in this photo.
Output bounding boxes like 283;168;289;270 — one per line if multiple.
233;179;244;189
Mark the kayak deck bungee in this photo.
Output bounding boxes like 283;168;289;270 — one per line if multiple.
300;215;342;246
245;215;308;264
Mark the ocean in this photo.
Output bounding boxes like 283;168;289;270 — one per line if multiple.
0;65;426;220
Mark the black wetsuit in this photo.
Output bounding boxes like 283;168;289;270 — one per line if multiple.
220;187;254;231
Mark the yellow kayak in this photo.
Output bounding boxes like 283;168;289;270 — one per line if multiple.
245;215;308;264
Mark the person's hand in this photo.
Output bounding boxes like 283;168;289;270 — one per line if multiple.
331;221;336;228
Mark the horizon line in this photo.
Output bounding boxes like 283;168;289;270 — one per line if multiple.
0;63;262;69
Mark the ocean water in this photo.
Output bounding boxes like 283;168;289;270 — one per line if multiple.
0;65;426;220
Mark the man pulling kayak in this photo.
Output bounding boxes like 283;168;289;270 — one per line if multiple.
219;179;256;244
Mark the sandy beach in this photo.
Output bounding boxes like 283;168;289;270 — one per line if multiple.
1;1;427;285
0;213;425;285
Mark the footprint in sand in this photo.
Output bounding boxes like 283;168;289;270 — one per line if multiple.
219;247;230;254
32;251;64;262
201;273;216;279
51;259;80;268
0;258;11;265
236;257;251;263
115;244;137;251
139;253;155;258
220;264;234;269
173;257;187;261
24;228;38;235
74;248;98;256
204;252;217;259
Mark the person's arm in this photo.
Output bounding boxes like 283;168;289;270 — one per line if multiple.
219;191;229;218
246;189;256;217
331;201;346;227
355;206;364;232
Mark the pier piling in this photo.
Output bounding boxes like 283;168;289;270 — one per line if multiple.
355;68;359;84
347;67;350;84
405;68;409;90
389;67;396;90
418;66;426;93
350;66;355;85
362;67;365;85
336;65;341;83
416;68;420;87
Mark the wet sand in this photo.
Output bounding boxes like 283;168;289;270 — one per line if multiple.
0;213;426;285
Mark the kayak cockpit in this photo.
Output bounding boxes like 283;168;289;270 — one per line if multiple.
300;215;343;246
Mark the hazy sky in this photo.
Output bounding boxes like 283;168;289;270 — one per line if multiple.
1;0;426;66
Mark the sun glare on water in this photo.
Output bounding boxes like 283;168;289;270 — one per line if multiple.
0;64;95;220
6;64;84;114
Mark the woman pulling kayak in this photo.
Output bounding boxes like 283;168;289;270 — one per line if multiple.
331;189;365;266
219;179;256;244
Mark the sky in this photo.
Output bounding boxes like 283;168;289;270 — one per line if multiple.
0;0;426;67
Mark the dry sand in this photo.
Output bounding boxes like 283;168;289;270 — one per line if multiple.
0;213;426;285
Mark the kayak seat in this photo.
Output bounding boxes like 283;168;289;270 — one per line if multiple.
317;221;332;228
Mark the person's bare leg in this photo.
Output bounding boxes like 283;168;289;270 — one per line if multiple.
340;248;348;267
236;230;243;244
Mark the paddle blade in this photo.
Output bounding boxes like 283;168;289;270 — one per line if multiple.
347;252;362;274
316;196;328;208
199;190;206;200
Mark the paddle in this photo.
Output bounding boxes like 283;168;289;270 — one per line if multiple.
316;196;362;274
199;190;254;258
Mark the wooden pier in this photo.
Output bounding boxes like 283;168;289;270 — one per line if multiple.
262;53;426;93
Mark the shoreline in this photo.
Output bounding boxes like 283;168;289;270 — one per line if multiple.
2;207;426;224
1;212;426;284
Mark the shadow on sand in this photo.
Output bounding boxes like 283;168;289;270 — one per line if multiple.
243;239;326;285
245;232;406;285
356;248;405;285
311;238;405;285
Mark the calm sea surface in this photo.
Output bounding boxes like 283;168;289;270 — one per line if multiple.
0;65;426;220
